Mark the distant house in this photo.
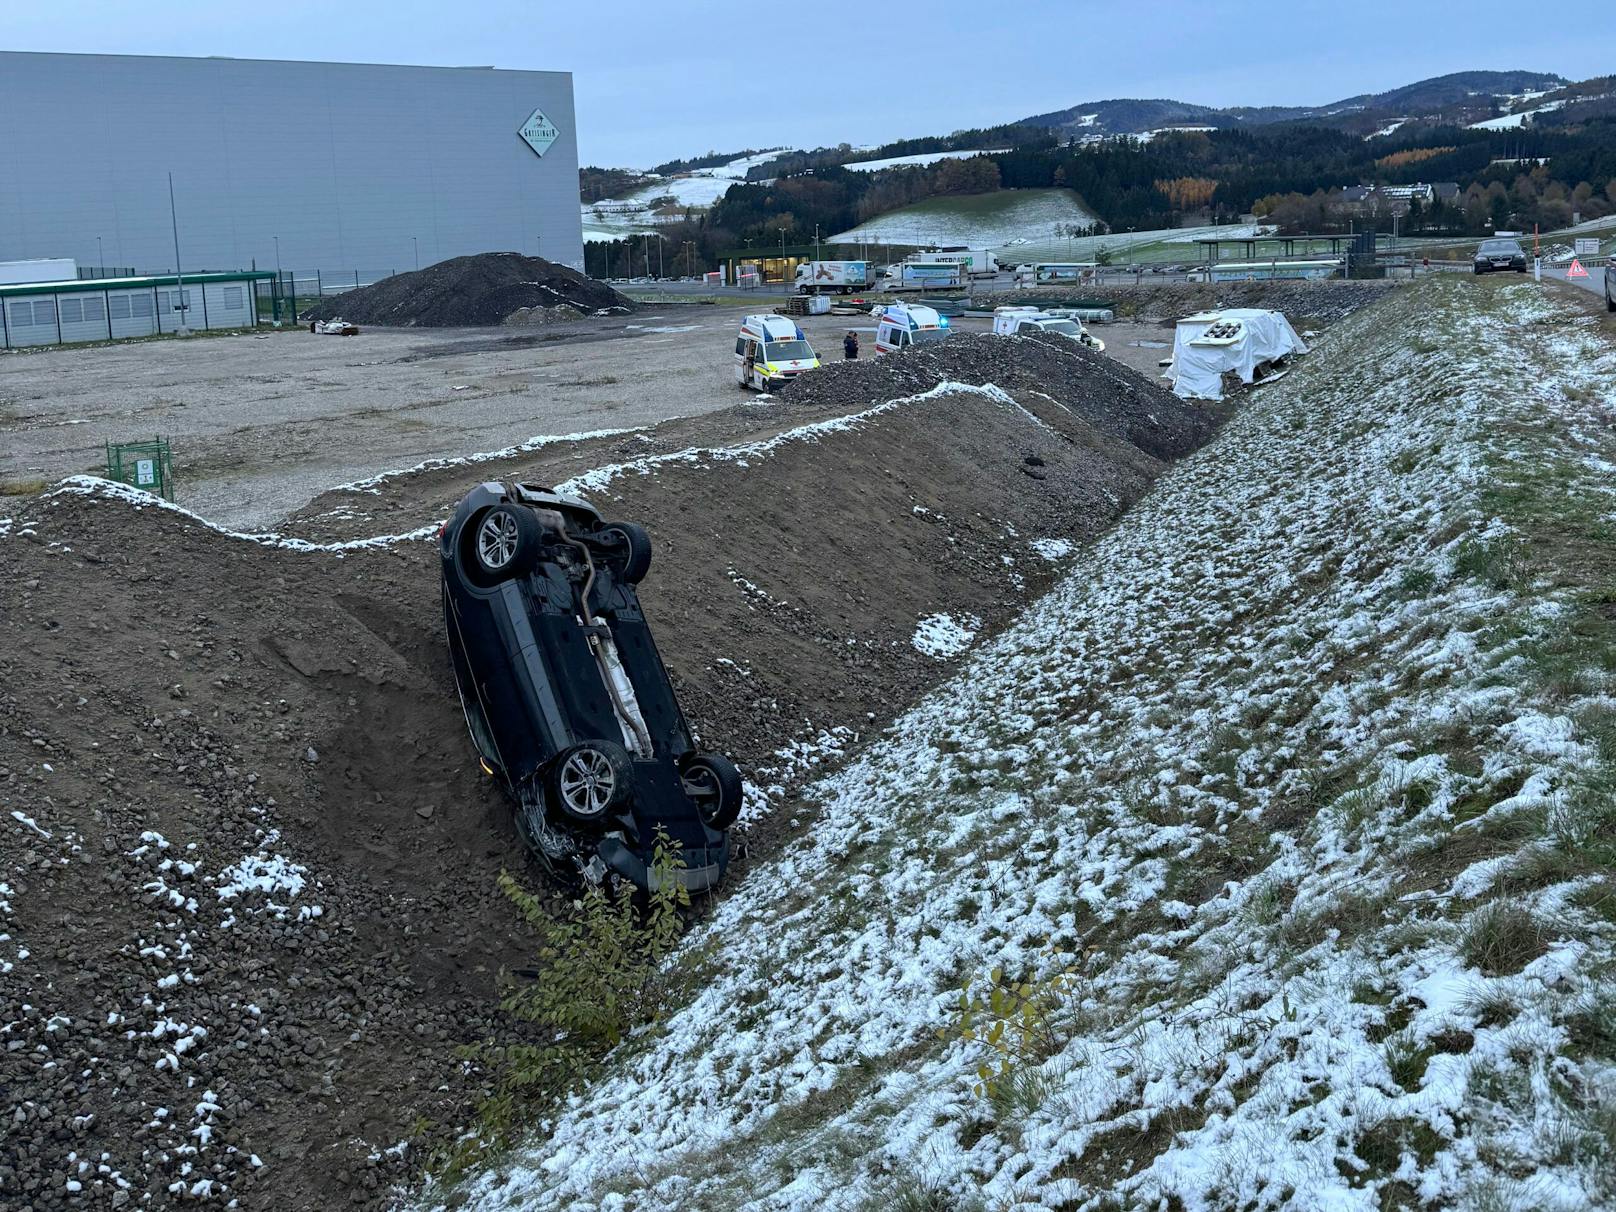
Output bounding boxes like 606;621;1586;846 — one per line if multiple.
1338;182;1460;214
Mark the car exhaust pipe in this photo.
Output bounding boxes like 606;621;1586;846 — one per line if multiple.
553;528;655;759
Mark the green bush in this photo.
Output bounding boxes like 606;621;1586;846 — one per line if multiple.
943;954;1079;1104
446;832;690;1170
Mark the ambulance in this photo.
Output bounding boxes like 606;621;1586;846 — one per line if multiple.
733;313;820;390
874;303;950;354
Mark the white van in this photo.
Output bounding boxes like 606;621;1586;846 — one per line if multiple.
734;314;820;390
991;307;1105;352
874;303;950;354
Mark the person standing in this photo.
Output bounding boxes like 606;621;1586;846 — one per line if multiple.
843;330;859;360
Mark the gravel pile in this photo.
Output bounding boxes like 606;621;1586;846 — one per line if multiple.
975;278;1399;326
778;329;1216;462
303;253;632;327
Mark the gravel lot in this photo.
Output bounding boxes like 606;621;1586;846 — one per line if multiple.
0;305;876;529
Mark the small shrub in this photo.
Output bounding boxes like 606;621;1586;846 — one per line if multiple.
445;833;690;1171
1460;902;1547;976
944;955;1079;1103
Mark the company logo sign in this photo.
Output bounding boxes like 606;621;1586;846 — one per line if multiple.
518;108;559;157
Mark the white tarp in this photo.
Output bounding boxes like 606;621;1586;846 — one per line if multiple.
1167;308;1308;400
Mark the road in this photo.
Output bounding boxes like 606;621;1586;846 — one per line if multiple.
1541;259;1610;303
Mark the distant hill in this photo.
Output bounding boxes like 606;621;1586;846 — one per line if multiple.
1021;70;1569;138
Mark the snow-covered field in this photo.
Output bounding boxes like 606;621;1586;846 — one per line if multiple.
842;149;1009;173
582;151;783;241
434;279;1616;1211
1469;100;1567;130
830;189;1102;254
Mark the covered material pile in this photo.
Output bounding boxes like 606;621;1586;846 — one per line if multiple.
302;253;631;327
1168;308;1308;400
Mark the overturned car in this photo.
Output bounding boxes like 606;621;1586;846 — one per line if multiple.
440;483;740;892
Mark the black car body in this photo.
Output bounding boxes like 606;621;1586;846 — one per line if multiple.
440;482;740;892
1474;238;1527;274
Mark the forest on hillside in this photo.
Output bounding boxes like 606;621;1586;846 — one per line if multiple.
587;114;1616;277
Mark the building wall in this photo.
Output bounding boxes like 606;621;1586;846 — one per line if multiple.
0;52;582;276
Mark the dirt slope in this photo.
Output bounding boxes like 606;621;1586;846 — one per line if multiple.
0;348;1219;1209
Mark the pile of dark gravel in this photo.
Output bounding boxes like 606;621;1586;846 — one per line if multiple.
777;329;1216;462
303;253;632;327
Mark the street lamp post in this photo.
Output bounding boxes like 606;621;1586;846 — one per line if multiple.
167;171;189;336
96;236;103;273
412;237;419;271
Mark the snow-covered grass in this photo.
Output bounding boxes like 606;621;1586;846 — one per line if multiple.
433;278;1616;1212
831;190;1101;255
582;150;784;239
841;149;1009;173
1469;100;1568;130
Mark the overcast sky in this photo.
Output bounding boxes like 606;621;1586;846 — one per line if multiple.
3;2;1612;167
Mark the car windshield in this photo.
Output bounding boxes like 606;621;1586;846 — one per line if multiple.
1480;240;1522;255
1040;320;1081;336
765;339;814;361
911;328;950;345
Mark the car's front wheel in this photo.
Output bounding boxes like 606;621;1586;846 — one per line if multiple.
550;741;634;826
681;753;743;830
1607;287;1615;314
468;504;542;583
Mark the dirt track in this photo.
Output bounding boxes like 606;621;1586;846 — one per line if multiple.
0;327;1226;1210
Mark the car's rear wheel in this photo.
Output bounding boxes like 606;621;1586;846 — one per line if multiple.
681;753;743;830
1607;288;1615;313
469;505;542;583
550;741;633;825
602;521;652;583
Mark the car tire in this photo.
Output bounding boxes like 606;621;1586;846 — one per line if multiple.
602;521;652;583
550;741;633;826
681;752;743;830
468;504;542;583
1607;288;1615;313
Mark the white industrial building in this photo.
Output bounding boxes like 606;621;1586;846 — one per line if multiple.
0;51;583;280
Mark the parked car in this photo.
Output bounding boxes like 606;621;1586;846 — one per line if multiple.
1474;238;1527;274
440;482;740;892
1606;257;1615;312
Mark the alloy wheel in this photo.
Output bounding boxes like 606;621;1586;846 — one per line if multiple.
558;749;615;817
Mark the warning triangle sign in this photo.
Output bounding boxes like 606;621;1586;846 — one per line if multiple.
1567;258;1589;278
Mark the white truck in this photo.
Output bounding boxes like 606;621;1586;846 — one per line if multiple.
992;307;1105;352
877;262;965;292
794;260;872;295
906;249;999;277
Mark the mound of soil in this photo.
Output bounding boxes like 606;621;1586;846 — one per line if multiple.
0;345;1218;1210
303;253;632;327
777;330;1215;461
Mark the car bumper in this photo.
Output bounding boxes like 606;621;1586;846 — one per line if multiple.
599;835;729;894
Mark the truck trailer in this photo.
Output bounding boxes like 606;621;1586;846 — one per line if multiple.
794;260;872;295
